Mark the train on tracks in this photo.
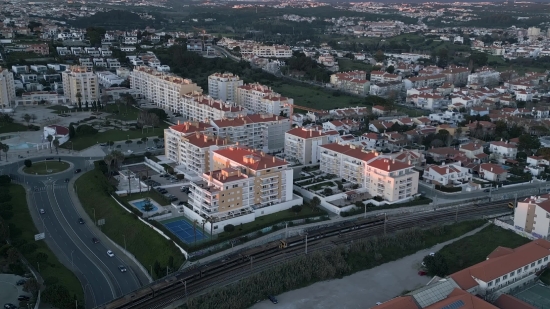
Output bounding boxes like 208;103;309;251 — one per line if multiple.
97;215;385;309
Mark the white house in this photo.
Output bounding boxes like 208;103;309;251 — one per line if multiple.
423;162;472;186
527;156;549;167
514;195;550;239
489;141;518;161
479;163;508;182
43;125;69;146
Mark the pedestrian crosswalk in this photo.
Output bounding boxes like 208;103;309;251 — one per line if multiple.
32;185;67;192
33;187;46;192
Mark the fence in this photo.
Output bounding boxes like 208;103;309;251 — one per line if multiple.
144;157;165;173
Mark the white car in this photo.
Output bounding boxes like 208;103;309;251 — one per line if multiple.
39;209;45;214
429;252;435;256
107;250;115;257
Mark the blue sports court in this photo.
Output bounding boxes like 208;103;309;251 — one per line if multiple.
163;219;207;244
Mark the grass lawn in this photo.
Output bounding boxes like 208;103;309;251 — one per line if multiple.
105;104;141;122
75;169;185;279
61;125;167;151
6;184;83;303
271;82;364;110
47;106;70;114
438;224;531;275
338;59;372;72
216;206;327;242
541;269;550;285
0;122;29;134
305;181;335;191
23;161;70;175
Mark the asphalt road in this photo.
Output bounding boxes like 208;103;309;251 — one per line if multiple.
2;156;144;308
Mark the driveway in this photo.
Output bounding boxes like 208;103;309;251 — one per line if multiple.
0;274;32;307
250;223;490;309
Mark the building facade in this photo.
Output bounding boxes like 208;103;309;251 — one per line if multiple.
236;83;293;116
61;66;99;104
208;73;243;102
285;127;331;165
0;67;16;108
514;195;550;239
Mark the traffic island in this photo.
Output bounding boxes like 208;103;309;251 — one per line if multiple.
22;161;70;175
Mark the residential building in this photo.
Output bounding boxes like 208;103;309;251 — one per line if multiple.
319;143;419;202
15;91;68;106
130;66;203;112
459;143;486;161
489;141;518;161
467;67;501;87
514;195;550;239
210;114;291;153
208;73;243;102
369;81;402;97
329;71;370;95
403;74;446;90
236;83;292;116
0;67;16;108
96;71;125;88
423;162;471;186
285;127;331;165
164;121;215;164
187;146;300;232
479;163;507;182
527;156;549;167
180;93;247;122
370;71;402;83
61;66;99;105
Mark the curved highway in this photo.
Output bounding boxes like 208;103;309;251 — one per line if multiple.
2;156;144;308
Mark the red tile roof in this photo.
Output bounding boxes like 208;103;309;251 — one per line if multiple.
286;127;326;139
213;146;288;171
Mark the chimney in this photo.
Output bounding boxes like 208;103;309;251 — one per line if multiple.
178;120;180;125
273;156;275;163
491;167;493;172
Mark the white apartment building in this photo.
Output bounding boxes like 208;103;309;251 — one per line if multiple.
236;83;293;116
319;143;419;202
285;127;331;165
467;68;501;87
210;114;290;153
15;91;68;106
403;74;446;90
208;73;243;102
370;71;402;83
96;71;125;88
423;162;471;186
514;195;550;239
130;65;203;112
251;45;292;58
450;239;550;297
0;67;16;108
61;66;99;104
180;93;247;122
164;121;215;163
187;146;300;232
489;141;518;161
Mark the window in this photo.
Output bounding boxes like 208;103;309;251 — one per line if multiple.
524;266;528;271
495;278;500;283
488;281;493;287
545;257;548;262
503;275;507;280
510;271;515;276
538;260;542;265
531;263;535;267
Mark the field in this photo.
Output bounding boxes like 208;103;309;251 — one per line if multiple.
271;82;364;110
338;59;373;72
75;169;185;278
23;161;70;175
437;224;531;274
61;125;168;151
0;122;29;134
105;104;141;122
5;184;83;305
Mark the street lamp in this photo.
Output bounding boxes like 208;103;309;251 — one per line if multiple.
71;250;74;268
122;234;126;251
92;208;96;225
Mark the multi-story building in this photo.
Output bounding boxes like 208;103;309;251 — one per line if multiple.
164;121;215;163
180;93;247;122
319;143;419;202
210;114;290;153
96;71;125;88
61;66;99;104
236;83;293;116
285;127;332;165
514;195;550;239
0;67;16;108
187;146;300;232
403;74;446;90
370;71;402;83
330;71;370;95
489;141;518;161
251;44;292;58
467;67;501;87
130;66;203;112
15;91;68;106
208;73;243;102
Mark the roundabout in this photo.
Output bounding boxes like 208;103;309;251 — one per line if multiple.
22;160;70;175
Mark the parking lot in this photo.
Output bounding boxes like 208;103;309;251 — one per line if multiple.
0;274;33;309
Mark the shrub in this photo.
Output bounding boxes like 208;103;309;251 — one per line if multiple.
224;224;235;233
24;160;32;168
76;124;98;136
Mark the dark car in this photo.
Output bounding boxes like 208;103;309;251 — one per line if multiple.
64;178;69;183
92;237;99;244
78;218;84;224
17;295;30;301
268;295;278;304
74;169;82;174
4;304;17;309
16;279;26;285
118;265;127;273
45;157;53;160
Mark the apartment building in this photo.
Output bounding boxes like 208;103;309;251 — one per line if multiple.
210;114;290;153
0;67;16;108
467;67;501;87
319;143;419;202
130;65;203;112
514;195;550;239
164;121;214;159
403;74;446;90
61;66;99;104
181;93;247;122
251;44;292;58
208;73;243;102
330;71;370;95
236;83;293;116
450;239;550;297
15;91;68;106
285;127;332;165
370;71;402;83
96;71;125;88
187;146;299;232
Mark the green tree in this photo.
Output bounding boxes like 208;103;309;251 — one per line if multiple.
23;277;41;295
125;140;132;148
43;284;73;308
310;197;321;211
142;198;154;213
291;205;302;214
224;224;235;233
23;113;31;125
53;139;60;154
518;134;541;155
69;124;76;138
24;159;32;168
46;134;53;153
373;50;385;63
1;144;9;161
386;65;395;74
76;92;82;109
423;253;449;277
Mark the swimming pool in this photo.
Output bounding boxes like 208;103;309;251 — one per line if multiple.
131;200;159;212
7;142;36;150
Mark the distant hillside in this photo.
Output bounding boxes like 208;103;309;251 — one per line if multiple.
69;10;164;30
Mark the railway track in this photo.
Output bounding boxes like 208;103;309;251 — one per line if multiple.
102;201;510;309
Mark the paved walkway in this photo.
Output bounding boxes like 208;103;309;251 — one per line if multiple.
250;222;491;309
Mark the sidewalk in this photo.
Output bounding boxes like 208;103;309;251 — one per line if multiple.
66;174;151;286
251;222;491;309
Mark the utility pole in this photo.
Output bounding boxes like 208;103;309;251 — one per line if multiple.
285;222;288;239
305;234;308;255
250;256;254;270
364;203;367;218
384;213;387;236
184;280;188;304
514;193;517;208
455;205;458;222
